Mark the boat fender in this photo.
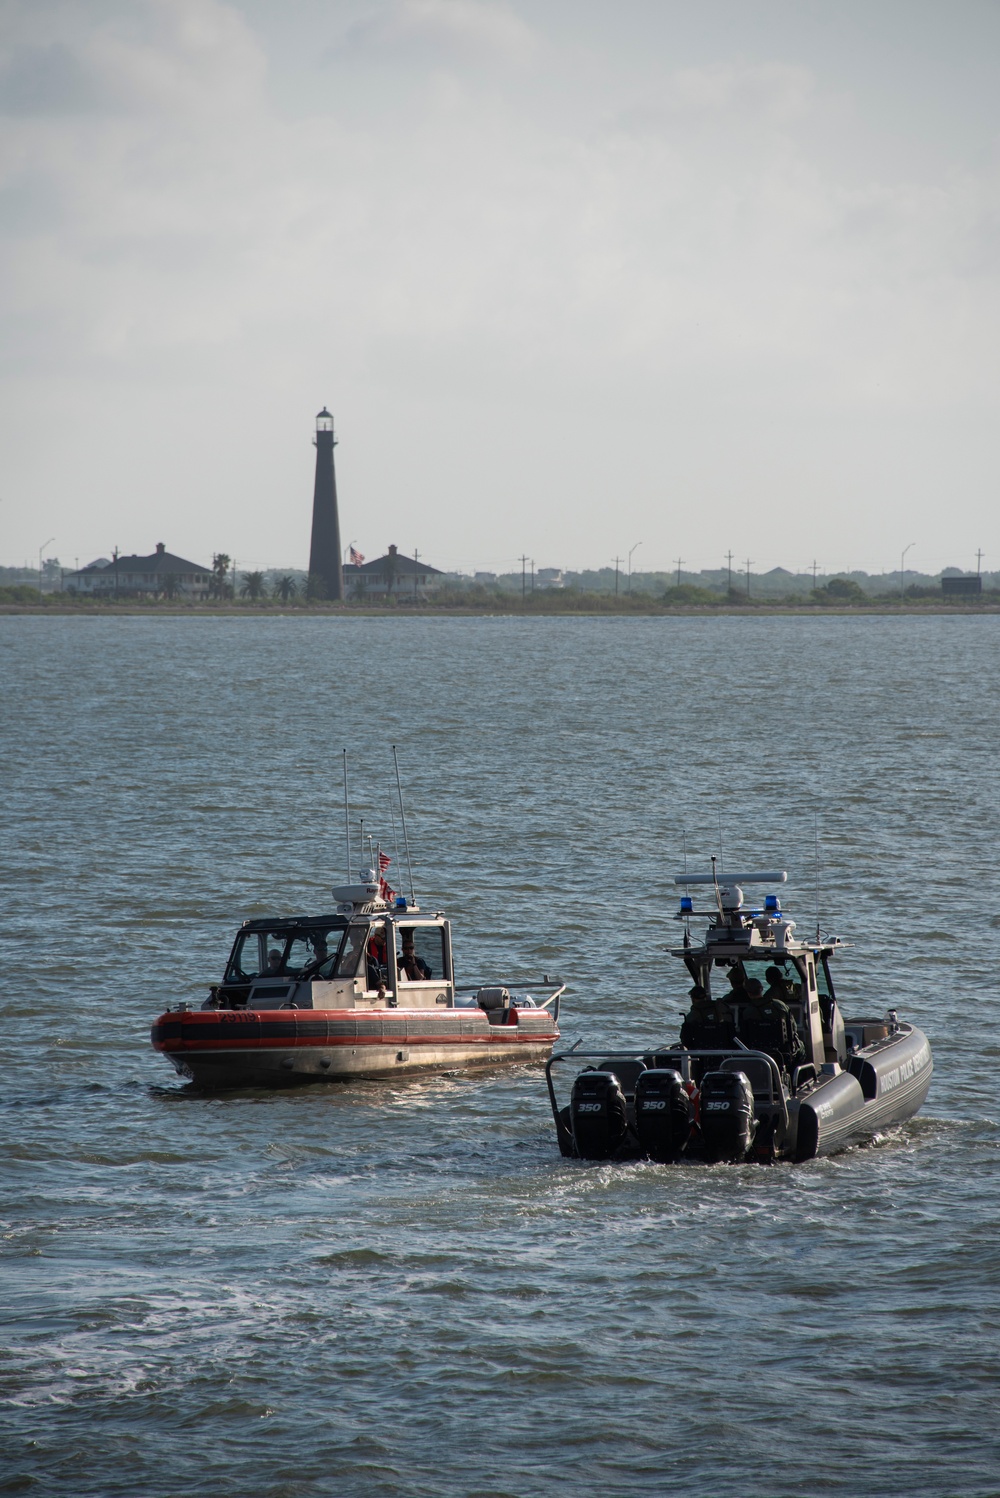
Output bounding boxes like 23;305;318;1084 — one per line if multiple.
477;987;511;1011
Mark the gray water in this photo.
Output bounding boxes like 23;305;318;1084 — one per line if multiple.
1;614;998;1498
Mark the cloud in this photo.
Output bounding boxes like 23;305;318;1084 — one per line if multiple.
0;1;998;569
0;0;266;119
339;0;538;69
0;41;111;115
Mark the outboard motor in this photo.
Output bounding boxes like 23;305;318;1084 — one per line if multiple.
570;1069;629;1160
699;1070;756;1163
634;1069;691;1162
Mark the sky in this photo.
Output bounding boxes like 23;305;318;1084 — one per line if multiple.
1;0;999;578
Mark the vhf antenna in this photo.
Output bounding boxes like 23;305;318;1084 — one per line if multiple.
342;749;352;882
388;795;402;883
392;744;417;905
814;811;821;942
710;854;725;920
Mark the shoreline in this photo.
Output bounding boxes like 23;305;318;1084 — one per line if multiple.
2;603;997;618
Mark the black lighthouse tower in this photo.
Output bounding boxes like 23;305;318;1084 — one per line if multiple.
308;407;344;601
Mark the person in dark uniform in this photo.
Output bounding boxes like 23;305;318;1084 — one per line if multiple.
764;965;794;1003
739;977;804;1073
726;964;750;1005
680;984;736;1050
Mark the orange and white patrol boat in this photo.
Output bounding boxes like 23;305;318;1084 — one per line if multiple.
151;869;563;1088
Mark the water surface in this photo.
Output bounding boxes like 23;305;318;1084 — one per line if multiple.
2;615;998;1496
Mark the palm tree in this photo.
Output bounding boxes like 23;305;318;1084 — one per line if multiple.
274;575;298;602
239;571;267;602
210;553;231;600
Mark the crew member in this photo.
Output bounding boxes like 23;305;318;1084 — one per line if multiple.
397;929;431;981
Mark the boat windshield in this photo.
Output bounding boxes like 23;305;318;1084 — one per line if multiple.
227;923;353;982
714;955;806;1003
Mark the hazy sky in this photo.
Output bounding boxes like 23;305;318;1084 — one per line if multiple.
2;0;999;576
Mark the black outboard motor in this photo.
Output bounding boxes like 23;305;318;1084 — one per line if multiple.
570;1069;629;1160
699;1070;756;1163
634;1069;691;1162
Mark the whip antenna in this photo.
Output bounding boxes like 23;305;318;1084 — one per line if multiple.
342;749;352;882
392;744;417;905
388;796;402;881
814;811;821;942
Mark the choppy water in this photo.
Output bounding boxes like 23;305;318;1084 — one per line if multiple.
2;614;999;1497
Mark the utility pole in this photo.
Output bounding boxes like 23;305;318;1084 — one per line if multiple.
674;557;684;587
725;550;734;594
414;548;419;600
520;554;528;600
811;559;819;590
530;559;535;593
900;542;915;598
231;556;237;600
612;556;623;596
113;545;119;601
628;541;641;594
745;558;752;599
976;548;984;576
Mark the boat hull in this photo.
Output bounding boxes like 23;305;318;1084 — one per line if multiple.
795;1024;933;1159
548;1022;932;1164
151;1005;558;1087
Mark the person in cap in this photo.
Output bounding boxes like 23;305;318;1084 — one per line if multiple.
726;964;750;1005
764;964;794;1004
397;929;431;981
739;977;804;1072
680;983;736;1051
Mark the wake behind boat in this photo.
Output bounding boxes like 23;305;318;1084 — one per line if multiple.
547;864;931;1164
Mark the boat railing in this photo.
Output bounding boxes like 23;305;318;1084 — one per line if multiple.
453;981;565;1022
545;1044;788;1142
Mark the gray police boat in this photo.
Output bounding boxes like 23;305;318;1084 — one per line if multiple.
546;865;932;1164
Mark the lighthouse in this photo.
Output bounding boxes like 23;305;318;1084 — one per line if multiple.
307;407;344;601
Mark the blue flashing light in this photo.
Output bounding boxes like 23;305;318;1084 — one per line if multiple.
679;896;693;914
395;896;408;910
764;893;781;913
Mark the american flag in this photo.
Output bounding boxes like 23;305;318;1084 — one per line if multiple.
349;546;365;566
378;850;394;901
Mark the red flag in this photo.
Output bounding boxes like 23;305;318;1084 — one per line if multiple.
379;876;395;902
378;851;391;872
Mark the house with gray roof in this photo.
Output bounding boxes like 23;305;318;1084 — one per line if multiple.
344;544;444;601
63;543;213;599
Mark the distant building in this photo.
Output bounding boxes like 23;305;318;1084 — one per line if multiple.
63;543;212;598
941;575;982;598
536;568;564;589
308;407;344;601
345;544;444;600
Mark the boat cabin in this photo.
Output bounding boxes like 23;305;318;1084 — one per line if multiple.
211;890;454;1013
672;870;847;1069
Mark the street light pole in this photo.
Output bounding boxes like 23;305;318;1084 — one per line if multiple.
900;542;915;598
38;536;55;603
628;541;641;594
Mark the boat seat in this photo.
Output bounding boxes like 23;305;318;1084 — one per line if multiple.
719;1055;780;1105
598;1059;646;1094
